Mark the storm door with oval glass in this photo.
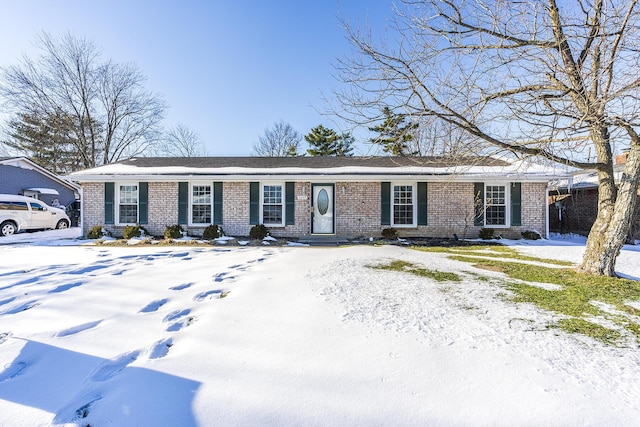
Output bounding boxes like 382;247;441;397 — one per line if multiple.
312;184;334;234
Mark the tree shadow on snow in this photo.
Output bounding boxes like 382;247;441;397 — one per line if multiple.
0;339;200;426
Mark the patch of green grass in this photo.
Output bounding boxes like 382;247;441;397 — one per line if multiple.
444;255;640;345
415;245;573;266
555;318;622;345
369;260;462;282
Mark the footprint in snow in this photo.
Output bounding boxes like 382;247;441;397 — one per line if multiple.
56;320;102;338
163;308;191;322
149;338;173;359
0;361;28;383
0;297;16;307
139;298;169;313
193;290;227;301
214;272;235;282
166;317;196;332
3;300;40;315
163;309;196;332
89;350;140;382
48;281;83;294
170;283;193;291
74;396;102;420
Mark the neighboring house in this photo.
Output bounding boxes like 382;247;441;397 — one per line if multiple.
0;157;80;208
548;151;640;239
69;156;560;240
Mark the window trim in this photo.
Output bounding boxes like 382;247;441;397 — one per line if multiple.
189;182;213;226
115;182;139;226
483;182;510;228
260;182;285;227
390;182;417;228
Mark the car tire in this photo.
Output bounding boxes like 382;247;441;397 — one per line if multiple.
56;219;70;230
0;221;17;236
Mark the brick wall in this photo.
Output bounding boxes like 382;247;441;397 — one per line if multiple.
221;182;250;236
82;182;104;236
147;183;179;236
80;180;548;239
549;187;640;240
335;182;380;237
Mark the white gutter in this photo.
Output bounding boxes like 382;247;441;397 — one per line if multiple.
69;173;558;183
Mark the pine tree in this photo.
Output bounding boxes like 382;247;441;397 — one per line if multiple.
368;107;418;155
3;110;86;174
305;125;354;156
336;132;355;156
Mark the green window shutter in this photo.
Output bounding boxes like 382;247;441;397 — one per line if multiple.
213;182;223;224
381;182;391;225
511;182;522;226
249;182;260;225
104;182;114;225
285;182;295;225
417;182;428;226
178;182;188;225
473;182;485;226
139;182;148;224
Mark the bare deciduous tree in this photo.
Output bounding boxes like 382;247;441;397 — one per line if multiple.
253;121;302;156
154;124;207;157
334;0;640;276
0;32;165;169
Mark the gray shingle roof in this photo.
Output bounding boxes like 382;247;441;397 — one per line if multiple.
117;156;509;168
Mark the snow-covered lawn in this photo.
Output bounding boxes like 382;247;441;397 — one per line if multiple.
1;231;640;426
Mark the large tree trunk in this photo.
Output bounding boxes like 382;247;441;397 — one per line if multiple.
580;145;640;276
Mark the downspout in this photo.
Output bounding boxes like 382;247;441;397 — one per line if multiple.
545;186;550;239
79;186;84;237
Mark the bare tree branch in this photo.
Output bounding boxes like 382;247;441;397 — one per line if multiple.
331;0;640;276
0;32;165;169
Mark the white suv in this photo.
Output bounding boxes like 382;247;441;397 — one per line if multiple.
0;194;71;236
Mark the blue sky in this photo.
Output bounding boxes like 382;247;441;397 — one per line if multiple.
0;1;394;156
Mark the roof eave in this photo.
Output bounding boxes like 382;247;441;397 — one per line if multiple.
70;172;559;183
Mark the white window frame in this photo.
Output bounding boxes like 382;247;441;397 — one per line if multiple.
391;182;417;227
116;182;139;225
483;182;510;228
189;183;213;226
260;182;285;227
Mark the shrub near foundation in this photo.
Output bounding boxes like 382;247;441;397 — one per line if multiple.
381;228;398;240
203;224;224;239
123;225;148;239
249;224;269;240
87;225;104;239
164;225;184;239
521;230;542;240
479;228;495;240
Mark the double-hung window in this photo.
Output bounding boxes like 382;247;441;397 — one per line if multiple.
191;185;212;224
118;184;138;224
392;183;416;226
262;184;284;226
484;184;507;227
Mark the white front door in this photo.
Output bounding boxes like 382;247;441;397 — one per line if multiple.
312;185;334;234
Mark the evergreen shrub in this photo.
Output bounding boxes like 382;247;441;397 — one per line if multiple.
521;230;542;240
87;225;104;239
164;224;184;239
479;228;495;240
203;224;224;239
123;225;143;239
249;224;269;240
381;228;398;240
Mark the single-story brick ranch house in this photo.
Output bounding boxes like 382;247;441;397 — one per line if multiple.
69;156;560;240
